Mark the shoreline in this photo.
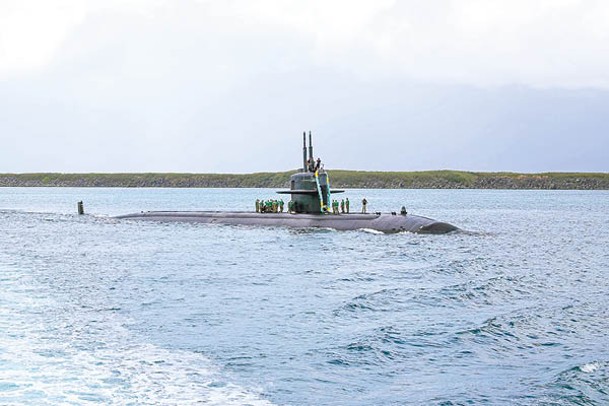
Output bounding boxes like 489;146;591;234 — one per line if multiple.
1;170;608;190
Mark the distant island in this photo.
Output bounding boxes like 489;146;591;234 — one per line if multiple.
1;171;608;190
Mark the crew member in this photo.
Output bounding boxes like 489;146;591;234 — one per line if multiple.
308;158;316;172
279;199;284;212
345;198;350;213
340;199;345;213
362;198;368;214
255;199;260;213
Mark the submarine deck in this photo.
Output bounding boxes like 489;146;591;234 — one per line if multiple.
116;211;458;234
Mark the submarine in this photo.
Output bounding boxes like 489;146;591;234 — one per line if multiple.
116;132;458;234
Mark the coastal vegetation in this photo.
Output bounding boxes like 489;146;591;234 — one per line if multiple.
1;171;608;190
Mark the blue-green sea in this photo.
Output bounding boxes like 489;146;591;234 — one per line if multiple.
1;187;608;405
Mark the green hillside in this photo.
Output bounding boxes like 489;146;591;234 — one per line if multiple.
1;170;608;189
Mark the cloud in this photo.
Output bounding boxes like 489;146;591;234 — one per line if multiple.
0;0;608;173
193;0;609;88
0;1;84;76
0;0;172;77
3;0;609;87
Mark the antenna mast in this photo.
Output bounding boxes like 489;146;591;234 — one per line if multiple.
308;131;314;164
302;131;307;171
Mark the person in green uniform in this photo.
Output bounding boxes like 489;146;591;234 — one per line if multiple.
340;199;345;214
255;199;260;213
279;199;284;212
345;198;350;213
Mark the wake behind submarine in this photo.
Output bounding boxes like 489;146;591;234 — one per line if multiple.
116;132;458;234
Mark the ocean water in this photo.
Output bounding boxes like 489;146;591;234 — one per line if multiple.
1;187;608;405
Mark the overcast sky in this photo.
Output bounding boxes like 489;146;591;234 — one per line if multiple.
1;0;608;173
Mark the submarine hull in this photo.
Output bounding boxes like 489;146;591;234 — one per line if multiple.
115;211;458;234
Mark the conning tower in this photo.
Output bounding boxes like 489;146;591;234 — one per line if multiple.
277;131;343;214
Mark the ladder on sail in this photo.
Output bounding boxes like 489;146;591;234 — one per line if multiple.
315;170;330;213
315;170;331;213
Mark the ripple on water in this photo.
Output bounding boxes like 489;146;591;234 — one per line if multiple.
542;360;609;405
0;261;273;406
2;189;609;405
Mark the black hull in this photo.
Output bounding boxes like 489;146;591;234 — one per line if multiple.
115;211;458;234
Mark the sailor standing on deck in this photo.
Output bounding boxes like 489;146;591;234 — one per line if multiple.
279;199;284;212
345;198;350;213
361;198;368;214
256;199;260;213
340;199;345;214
